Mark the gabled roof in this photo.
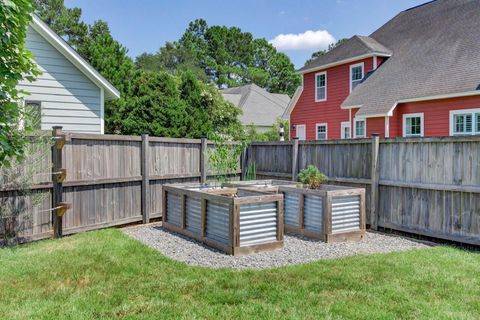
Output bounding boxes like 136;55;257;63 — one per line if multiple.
298;35;392;74
342;0;480;117
221;84;290;127
30;14;120;100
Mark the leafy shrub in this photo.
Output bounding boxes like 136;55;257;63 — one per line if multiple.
297;165;327;189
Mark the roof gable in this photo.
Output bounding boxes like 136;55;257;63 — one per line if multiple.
298;35;391;74
30;14;120;100
342;0;480;116
221;84;290;126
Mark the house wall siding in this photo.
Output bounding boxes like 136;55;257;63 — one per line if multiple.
366;117;385;138
290;57;374;140
390;95;480;137
17;26;102;133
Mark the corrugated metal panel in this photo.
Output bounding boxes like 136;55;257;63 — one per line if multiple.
206;201;231;245
239;202;277;246
304;195;323;233
331;195;361;234
185;197;201;236
166;192;182;227
284;192;300;227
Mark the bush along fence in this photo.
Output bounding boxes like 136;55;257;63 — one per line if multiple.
245;135;480;246
0;128;240;242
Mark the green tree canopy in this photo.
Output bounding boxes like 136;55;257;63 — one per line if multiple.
33;0;88;49
0;0;40;166
114;71;243;139
33;2;247;139
136;19;301;96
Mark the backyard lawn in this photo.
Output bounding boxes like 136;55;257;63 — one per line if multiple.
1;229;479;319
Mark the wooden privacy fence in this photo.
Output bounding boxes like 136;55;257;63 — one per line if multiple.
245;136;480;246
0;128;240;242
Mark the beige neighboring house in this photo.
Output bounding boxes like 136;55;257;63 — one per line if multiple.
221;84;290;132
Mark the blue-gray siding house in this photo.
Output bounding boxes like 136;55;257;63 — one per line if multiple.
17;15;120;133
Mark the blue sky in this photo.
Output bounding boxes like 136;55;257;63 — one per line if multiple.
65;0;426;68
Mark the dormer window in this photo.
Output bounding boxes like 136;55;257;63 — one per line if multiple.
350;63;364;92
315;71;327;102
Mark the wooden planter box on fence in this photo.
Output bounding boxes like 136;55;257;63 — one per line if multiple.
279;185;366;242
162;184;284;256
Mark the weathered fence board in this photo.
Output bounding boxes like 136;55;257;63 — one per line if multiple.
246;136;480;245
1;133;241;242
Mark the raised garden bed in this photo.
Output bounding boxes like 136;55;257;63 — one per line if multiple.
226;181;366;242
279;185;366;242
162;184;284;255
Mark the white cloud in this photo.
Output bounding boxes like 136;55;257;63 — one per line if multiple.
269;29;336;51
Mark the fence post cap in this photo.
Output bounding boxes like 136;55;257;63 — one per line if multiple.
371;133;380;137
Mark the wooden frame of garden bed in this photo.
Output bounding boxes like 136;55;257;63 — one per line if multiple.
278;185;366;242
162;184;284;256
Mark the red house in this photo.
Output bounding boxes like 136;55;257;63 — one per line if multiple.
285;0;480;140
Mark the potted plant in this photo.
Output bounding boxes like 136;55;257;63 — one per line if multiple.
297;165;328;189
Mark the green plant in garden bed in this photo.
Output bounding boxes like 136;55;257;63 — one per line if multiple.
0;229;480;319
297;165;328;189
207;132;248;185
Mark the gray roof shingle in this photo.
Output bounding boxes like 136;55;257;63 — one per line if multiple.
342;0;480;116
298;35;392;73
221;84;290;127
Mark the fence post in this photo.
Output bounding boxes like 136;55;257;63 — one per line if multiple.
291;138;299;181
200;136;207;184
51;126;64;238
141;133;150;224
240;147;248;180
370;134;380;230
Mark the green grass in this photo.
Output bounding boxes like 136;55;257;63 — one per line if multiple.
1;229;479;319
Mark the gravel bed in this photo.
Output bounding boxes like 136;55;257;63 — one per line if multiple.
123;223;431;270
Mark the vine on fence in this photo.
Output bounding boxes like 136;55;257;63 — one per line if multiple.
207;132;248;185
0;125;52;245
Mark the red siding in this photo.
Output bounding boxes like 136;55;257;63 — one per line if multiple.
291;57;375;140
291;54;480;139
350;108;386;138
389;95;480;137
366;117;385;138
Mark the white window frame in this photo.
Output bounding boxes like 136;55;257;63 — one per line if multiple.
449;108;480;136
295;124;306;140
349;62;364;93
341;121;351;139
402;112;424;137
315;71;327;102
315;123;328;140
354;117;366;138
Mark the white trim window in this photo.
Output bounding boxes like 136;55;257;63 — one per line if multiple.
402;113;424;137
354;118;366;138
350;62;364;92
341;121;351;139
315;71;327;102
295;124;306;140
316;123;328;140
450;108;480;136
